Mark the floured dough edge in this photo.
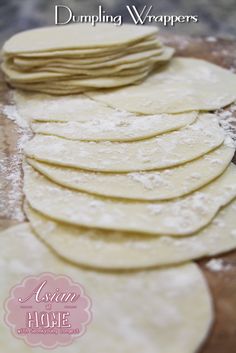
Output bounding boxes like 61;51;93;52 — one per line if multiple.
24;198;236;270
26;143;234;201
0;222;213;353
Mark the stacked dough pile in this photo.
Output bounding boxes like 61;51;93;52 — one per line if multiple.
2;27;236;353
2;24;174;95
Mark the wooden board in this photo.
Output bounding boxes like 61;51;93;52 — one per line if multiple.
0;35;236;353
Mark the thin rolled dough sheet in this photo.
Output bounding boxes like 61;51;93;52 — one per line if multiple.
10;69;150;89
27;144;234;200
25;199;236;270
3;60;149;82
14;85;88;96
25;115;225;172
31;59;153;76
30;55;166;76
34;65;150;80
3;24;158;53
86;57;236;113
23;164;236;236
30;49;174;77
12;47;165;70
0;223;213;353
31;111;197;142
48;64;150;79
2;63;71;82
9;37;161;59
17;91;184;124
13;92;122;122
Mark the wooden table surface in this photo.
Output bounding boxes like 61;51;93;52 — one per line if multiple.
0;35;236;353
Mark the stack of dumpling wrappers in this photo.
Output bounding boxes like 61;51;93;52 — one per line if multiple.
1;23;236;353
2;24;173;94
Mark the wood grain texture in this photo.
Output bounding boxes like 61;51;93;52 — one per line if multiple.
0;35;236;352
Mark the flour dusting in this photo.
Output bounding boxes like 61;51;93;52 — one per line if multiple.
1;92;32;221
216;102;236;148
206;258;232;272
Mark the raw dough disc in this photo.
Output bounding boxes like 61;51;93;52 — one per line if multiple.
3;60;150;82
32;57;158;76
10;69;150;90
28;47;173;73
25;199;236;270
86;57;236;113
9;37;161;60
33;60;152;77
31;111;197;142
2;63;71;82
15;86;88;96
27;144;234;200
0;223;213;353
27;49;173;79
13;92;124;122
25;114;225;172
23;163;236;236
13;47;165;71
3;24;158;53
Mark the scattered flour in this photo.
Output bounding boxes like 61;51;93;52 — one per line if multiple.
205;37;217;43
206;258;232;272
216;102;236;148
0;92;32;221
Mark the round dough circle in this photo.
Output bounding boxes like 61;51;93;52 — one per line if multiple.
23;164;236;236
25;199;236;270
12;47;166;71
27;144;234;200
0;223;213;353
31;111;197;142
86;57;236;113
9;37;161;60
25;114;225;172
3;24;158;53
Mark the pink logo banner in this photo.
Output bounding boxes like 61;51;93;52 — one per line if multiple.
4;272;92;349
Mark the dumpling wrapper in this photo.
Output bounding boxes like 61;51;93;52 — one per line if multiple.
27;144;234;200
9;37;161;60
25;199;236;270
14;85;88;95
2;60;150;82
3;24;158;53
25;114;225;172
23;163;236;236
31;111;197;142
9;69;150;90
86;57;236;113
0;223;213;353
11;47;166;70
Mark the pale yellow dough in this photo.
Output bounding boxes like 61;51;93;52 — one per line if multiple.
25;199;236;270
27;144;234;200
87;57;236;113
23;164;236;236
2;25;173;93
28;47;174;73
0;223;213;353
25;114;224;172
11;47;165;71
3;24;158;53
31;111;197;142
9;69;150;90
9;37;161;60
14;85;88;95
13;92;113;122
3;60;151;82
